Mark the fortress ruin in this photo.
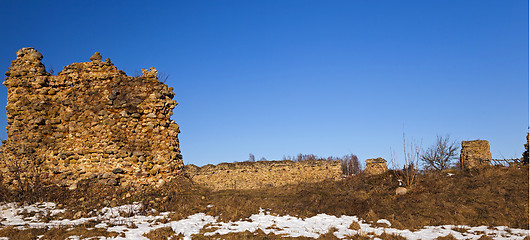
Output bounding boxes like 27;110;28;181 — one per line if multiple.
185;160;342;191
0;48;511;192
0;48;182;187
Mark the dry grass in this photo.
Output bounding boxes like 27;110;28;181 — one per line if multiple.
143;226;181;240
0;165;527;239
477;235;494;240
435;234;458;240
39;226;120;240
0;226;119;240
0;226;46;240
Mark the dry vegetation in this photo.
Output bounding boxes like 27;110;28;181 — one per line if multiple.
0;164;528;239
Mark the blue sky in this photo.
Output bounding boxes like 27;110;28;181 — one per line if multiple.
1;1;528;167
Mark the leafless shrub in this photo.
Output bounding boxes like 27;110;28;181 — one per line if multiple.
390;128;422;188
132;70;142;78
157;72;169;83
282;154;320;162
401;131;421;187
0;167;7;200
47;65;54;75
0;144;48;202
420;135;459;171
247;153;255;162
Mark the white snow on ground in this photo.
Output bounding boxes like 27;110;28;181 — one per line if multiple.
0;202;528;240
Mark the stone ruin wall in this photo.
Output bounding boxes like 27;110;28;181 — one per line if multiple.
184;160;342;191
460;140;491;169
0;48;182;187
364;157;387;175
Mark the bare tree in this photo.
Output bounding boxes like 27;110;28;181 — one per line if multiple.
157;72;169;83
340;154;361;176
247;153;255;162
421;135;459;171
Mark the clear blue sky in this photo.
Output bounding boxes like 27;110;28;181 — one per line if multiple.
1;1;528;167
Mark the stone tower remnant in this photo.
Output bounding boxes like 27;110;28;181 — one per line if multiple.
0;47;182;187
460;140;491;169
364;158;387;175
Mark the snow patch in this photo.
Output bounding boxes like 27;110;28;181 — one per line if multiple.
0;202;528;240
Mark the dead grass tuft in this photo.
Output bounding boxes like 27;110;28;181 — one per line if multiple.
143;226;178;240
349;221;361;230
0;226;119;240
378;232;407;240
42;226;119;239
0;226;46;240
435;234;458;240
317;227;339;239
477;235;494;240
193;228;312;239
343;233;372;239
451;225;469;233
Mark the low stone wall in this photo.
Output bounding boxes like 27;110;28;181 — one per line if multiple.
184;160;342;191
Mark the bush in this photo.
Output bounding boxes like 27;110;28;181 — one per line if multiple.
421;135;459;171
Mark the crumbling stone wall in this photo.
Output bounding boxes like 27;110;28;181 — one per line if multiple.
460;140;491;169
0;48;182;187
523;132;529;165
364;158;387;175
184;160;342;191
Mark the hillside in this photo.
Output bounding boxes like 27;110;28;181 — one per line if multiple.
0;164;527;239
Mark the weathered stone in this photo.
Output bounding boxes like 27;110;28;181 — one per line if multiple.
108;178;118;186
395;187;407;195
0;48;182;187
100;172;111;179
69;182;78;190
133;151;144;157
364;158;387;175
460;140;491;169
89;52;102;61
112;168;124;174
73;211;83;219
29;52;43;61
185;160;341;191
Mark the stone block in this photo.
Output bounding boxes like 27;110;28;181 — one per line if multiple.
460;140;491;169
